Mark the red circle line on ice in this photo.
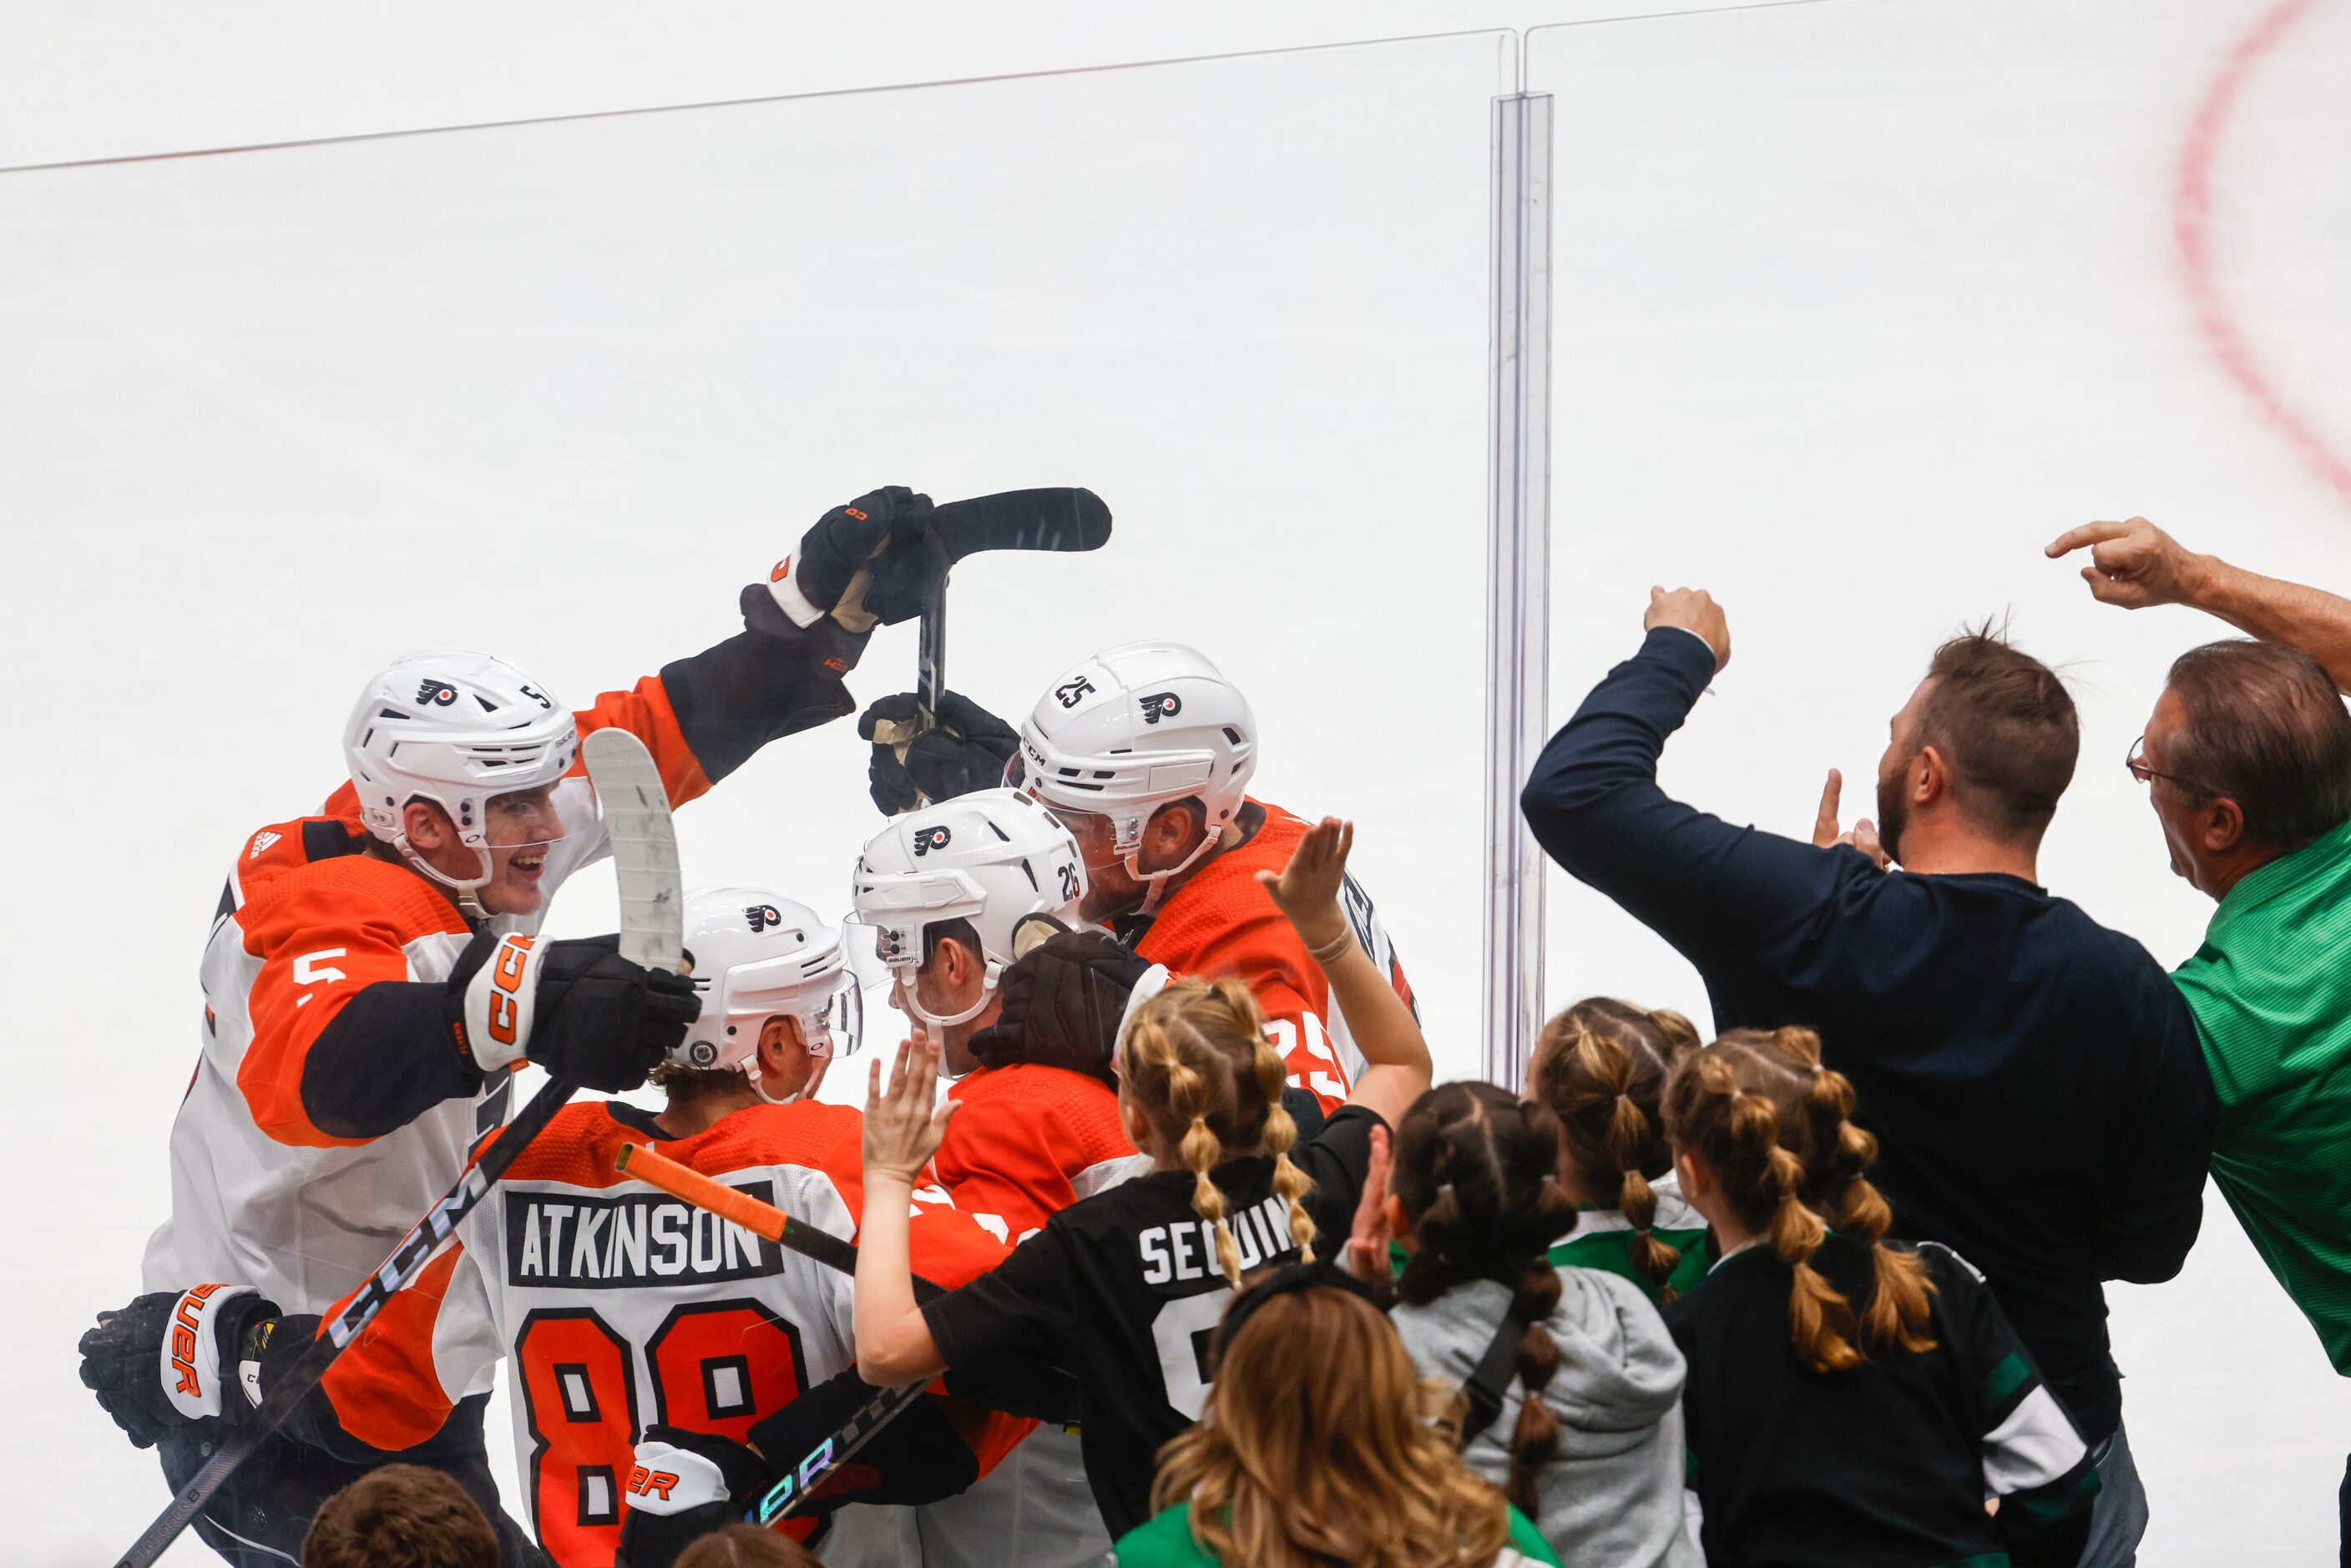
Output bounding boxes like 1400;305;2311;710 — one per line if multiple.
2173;0;2351;511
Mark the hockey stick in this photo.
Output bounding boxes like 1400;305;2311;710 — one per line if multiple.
610;1141;953;1525
870;487;1114;806
612;1141;948;1305
112;728;683;1568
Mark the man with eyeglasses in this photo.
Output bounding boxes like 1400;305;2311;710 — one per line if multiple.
2053;516;2351;1555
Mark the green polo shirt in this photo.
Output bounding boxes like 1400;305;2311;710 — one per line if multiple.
2172;814;2351;1373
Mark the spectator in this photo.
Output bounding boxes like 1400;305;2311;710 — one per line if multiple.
1522;586;2213;1565
1662;1027;2100;1568
2050;516;2351;1542
1115;1266;1563;1567
1528;999;1711;1303
673;1524;821;1567
1376;1081;1699;1568
301;1463;501;1568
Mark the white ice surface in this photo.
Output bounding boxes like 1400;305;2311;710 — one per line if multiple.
2;1;2347;1562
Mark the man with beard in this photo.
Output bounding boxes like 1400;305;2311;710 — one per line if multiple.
1520;587;2212;1568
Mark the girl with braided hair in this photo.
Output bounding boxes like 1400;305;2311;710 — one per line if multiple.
852;817;1433;1540
1529;999;1711;1304
1381;1082;1701;1568
1661;1027;2101;1567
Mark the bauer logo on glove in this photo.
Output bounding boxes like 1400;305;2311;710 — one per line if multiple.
160;1284;260;1422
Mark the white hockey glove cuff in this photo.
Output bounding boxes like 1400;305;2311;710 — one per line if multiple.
625;1438;736;1516
764;555;831;630
462;933;547;1072
160;1285;265;1423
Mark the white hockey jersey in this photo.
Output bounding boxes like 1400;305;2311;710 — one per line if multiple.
308;1097;1017;1565
143;610;865;1314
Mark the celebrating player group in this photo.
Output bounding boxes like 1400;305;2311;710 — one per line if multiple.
78;484;1432;1568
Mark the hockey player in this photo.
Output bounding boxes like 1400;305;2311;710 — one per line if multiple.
89;889;1027;1568
849;787;1142;1235
92;486;951;1565
858;642;1415;1113
847;816;1434;1540
817;789;1144;1566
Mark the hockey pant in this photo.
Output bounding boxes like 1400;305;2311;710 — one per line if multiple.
157;1389;545;1568
817;1424;1109;1568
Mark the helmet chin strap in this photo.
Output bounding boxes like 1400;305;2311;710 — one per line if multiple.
1124;817;1225;916
387;828;494;918
901;961;1005;1032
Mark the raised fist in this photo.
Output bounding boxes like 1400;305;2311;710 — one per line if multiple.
1644;585;1731;672
787;486;948;633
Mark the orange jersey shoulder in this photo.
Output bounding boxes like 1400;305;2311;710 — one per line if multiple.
937;1065;1137;1237
496;1100;865;1193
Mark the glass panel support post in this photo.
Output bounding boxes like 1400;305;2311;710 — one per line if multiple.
1482;90;1551;1090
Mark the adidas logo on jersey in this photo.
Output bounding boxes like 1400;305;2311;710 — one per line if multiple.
504;1182;782;1289
246;831;281;860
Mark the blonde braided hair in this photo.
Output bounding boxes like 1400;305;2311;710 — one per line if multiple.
1121;977;1317;1287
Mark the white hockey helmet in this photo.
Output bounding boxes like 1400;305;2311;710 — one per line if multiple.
1007;641;1257;898
849;787;1085;1029
343;651;579;893
675;888;860;1102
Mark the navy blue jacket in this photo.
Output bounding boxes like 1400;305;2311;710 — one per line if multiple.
1523;628;2214;1442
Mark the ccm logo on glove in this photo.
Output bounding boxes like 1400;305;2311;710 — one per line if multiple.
463;933;545;1071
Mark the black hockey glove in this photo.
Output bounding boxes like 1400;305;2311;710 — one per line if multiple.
78;1286;286;1449
746;1365;988;1513
447;931;697;1091
790;485;947;632
857;690;1020;815
968;929;1148;1081
615;1425;774;1568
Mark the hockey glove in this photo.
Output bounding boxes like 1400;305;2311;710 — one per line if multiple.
967;929;1147;1081
857;690;1020;814
78;1286;285;1449
773;485;946;634
449;932;697;1091
616;1425;776;1568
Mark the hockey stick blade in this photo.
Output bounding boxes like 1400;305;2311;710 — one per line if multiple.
584;727;684;974
929;487;1112;564
112;731;684;1568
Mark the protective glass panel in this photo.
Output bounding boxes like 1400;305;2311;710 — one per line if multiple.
1530;3;2351;1555
0;36;1506;1559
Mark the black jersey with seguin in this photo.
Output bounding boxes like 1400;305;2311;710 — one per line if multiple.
921;1104;1384;1538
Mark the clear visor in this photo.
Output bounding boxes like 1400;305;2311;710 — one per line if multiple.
844;912;923;972
457;781;580;857
806;969;863;1060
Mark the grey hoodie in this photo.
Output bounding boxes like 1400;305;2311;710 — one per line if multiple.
1390;1267;1701;1568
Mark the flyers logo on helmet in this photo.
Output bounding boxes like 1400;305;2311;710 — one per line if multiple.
1139;690;1183;725
1055;676;1096;709
913;827;951;857
745;904;784;933
417;678;459;707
